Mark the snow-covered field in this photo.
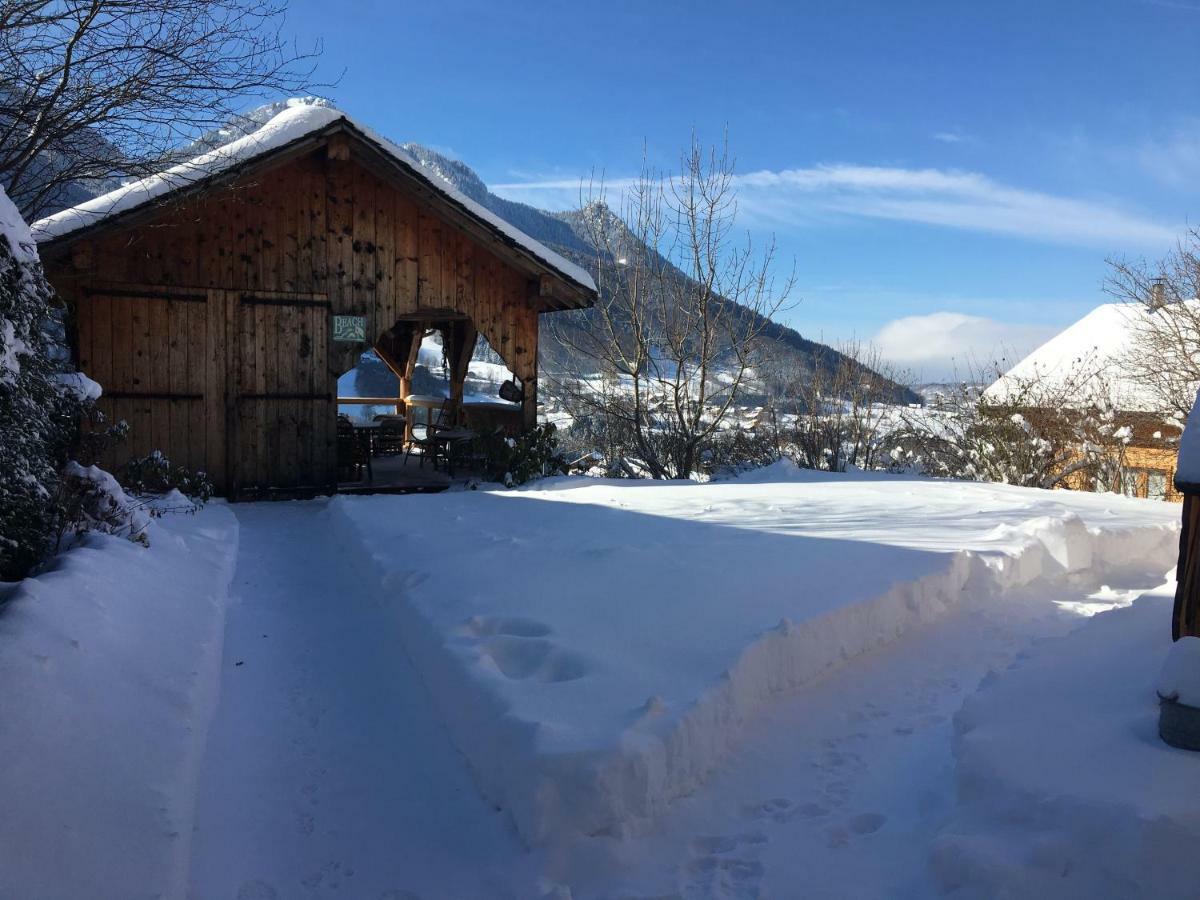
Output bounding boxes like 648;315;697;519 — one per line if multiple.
0;467;1189;899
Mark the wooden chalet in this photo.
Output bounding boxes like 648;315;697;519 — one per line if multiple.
31;105;596;498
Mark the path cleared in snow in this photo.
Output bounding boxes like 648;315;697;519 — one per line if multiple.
546;573;1172;899
185;502;534;900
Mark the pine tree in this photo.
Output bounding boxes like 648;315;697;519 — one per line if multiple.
0;187;82;579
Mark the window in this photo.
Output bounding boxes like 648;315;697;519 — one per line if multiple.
337;350;400;423
1147;470;1168;501
1119;467;1144;498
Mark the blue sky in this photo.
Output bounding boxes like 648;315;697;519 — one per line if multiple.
286;0;1200;379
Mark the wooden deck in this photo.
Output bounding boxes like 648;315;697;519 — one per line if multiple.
337;453;465;495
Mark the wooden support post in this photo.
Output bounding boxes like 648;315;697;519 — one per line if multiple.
398;325;424;401
445;320;478;409
1174;492;1200;640
522;375;537;429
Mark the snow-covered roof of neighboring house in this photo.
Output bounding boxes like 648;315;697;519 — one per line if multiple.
30;100;597;297
982;302;1184;413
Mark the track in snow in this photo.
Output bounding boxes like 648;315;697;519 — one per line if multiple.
543;572;1170;900
186;502;529;900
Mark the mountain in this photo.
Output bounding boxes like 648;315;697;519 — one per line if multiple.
401;141;920;405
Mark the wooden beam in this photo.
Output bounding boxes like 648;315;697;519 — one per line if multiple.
445;320;478;405
398;325;424;401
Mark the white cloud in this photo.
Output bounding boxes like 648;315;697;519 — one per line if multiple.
932;129;971;144
870;311;1059;381
493;164;1180;250
1133;117;1200;188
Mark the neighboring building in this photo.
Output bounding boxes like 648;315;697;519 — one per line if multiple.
30;103;597;498
983;302;1186;501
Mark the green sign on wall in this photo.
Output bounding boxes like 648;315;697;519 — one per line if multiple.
332;315;367;343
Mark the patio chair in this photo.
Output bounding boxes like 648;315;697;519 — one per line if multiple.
404;398;457;470
336;415;369;482
372;413;407;456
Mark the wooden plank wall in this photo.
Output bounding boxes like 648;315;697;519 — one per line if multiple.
48;144;546;495
74;288;224;484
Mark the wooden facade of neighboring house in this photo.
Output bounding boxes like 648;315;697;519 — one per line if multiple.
1071;413;1183;502
982;303;1188;503
32;111;596;498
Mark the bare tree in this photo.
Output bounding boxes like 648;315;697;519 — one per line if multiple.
772;340;913;472
890;356;1134;491
0;0;325;218
547;137;794;479
1107;229;1200;420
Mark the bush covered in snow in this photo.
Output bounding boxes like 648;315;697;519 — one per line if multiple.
56;462;152;546
0;187;88;578
888;371;1137;491
472;423;564;486
120;450;214;504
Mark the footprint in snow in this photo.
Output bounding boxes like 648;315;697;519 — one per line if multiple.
682;831;767;899
827;812;888;847
236;881;278;900
849;811;888;834
741;797;793;822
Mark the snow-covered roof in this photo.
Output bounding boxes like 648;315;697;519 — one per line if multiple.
982;302;1186;413
30;101;596;296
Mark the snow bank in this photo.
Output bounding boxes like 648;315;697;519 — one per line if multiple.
931;582;1200;899
53;370;103;401
0;505;239;900
1158;636;1200;706
327;471;1179;846
1176;387;1200;490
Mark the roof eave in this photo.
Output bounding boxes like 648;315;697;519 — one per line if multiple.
35;119;598;308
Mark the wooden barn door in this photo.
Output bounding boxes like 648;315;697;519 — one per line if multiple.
75;286;227;489
230;293;333;497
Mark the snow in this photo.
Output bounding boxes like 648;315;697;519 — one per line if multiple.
327;465;1179;846
932;579;1200;899
53;369;103;401
983;301;1194;412
0;470;1185;897
186;502;535;899
0;316;27;385
1157;636;1200;706
0;183;37;264
29;100;597;295
0;504;238;900
61;460;152;541
1176;387;1200;489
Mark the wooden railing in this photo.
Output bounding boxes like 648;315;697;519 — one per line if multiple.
336;396;404;405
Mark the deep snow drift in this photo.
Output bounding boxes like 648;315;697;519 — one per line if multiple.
0;505;238;900
933;580;1200;899
329;463;1180;847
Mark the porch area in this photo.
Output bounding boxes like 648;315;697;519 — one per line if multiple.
334;314;528;493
